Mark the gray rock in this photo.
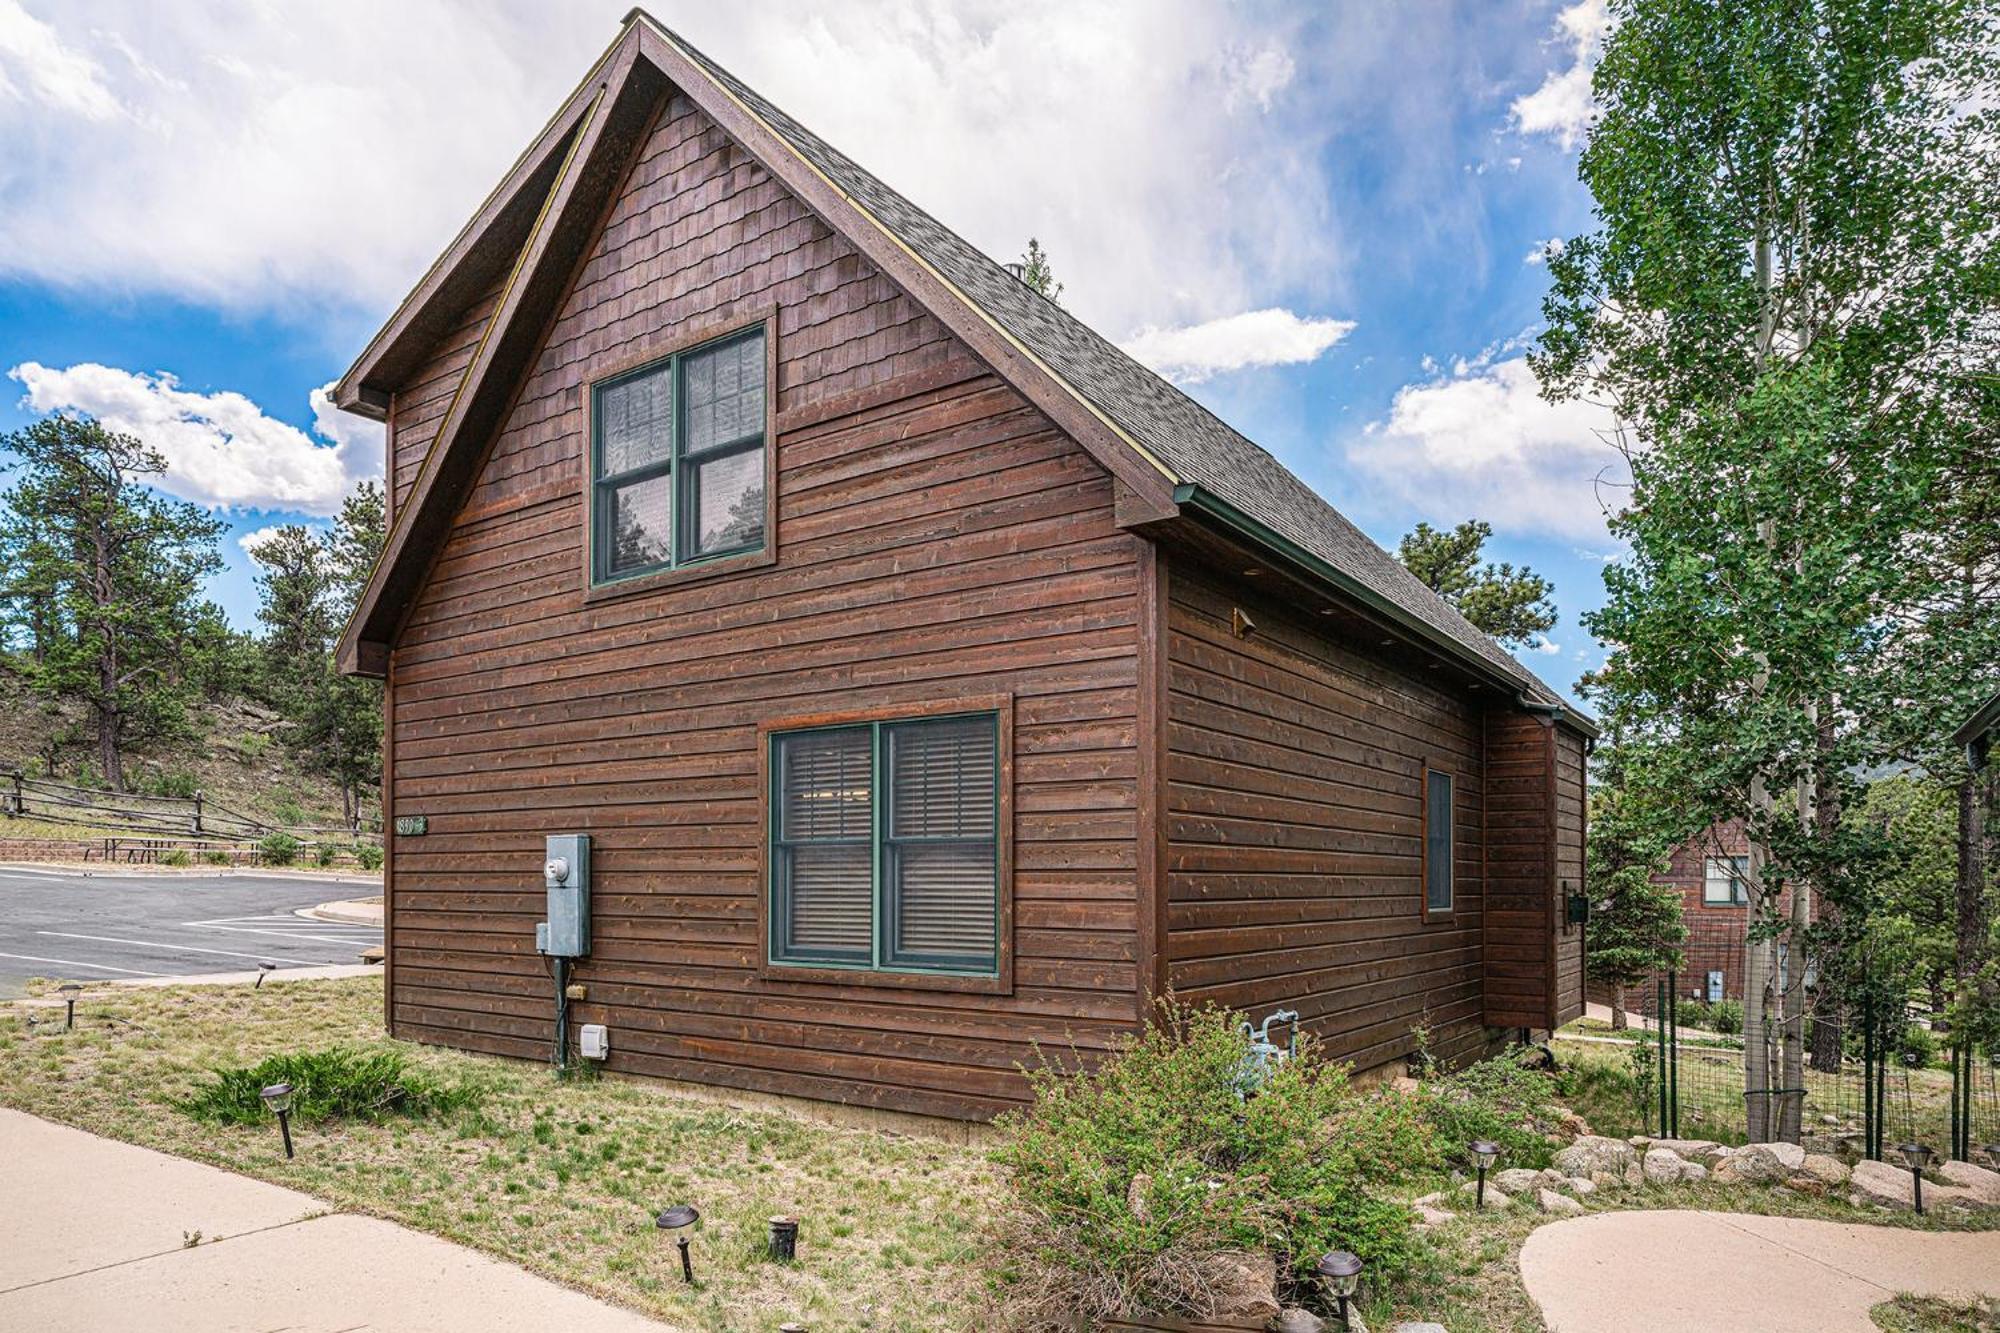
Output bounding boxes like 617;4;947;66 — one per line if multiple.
1796;1154;1851;1187
1494;1168;1545;1194
1554;1135;1639;1178
1272;1308;1328;1333
1649;1138;1720;1158
1415;1202;1457;1228
1208;1250;1279;1322
1458;1178;1513;1209
1588;1169;1624;1191
1566;1176;1598;1196
1642;1147;1692;1184
1714;1142;1803;1184
1850;1157;1916;1210
1938;1159;2000;1206
1389;1324;1449;1333
1539;1187;1585;1215
1682;1162;1709;1182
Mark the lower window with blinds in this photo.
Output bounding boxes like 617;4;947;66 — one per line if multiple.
768;709;1002;978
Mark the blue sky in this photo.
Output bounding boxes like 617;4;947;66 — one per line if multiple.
0;0;1620;702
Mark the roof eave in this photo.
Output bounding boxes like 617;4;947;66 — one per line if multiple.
1172;482;1600;738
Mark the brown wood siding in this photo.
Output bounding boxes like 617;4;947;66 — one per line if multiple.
387;276;507;520
1161;563;1496;1072
1551;724;1587;1025
382;88;1142;1122
1482;710;1550;1028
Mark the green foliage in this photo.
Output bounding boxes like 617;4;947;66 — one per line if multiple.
1708;1000;1744;1036
1417;1048;1566;1171
354;842;384;872
259;831;300;866
1585;742;1688;995
143;768;199;799
176;1048;477;1125
990;1003;1436;1328
315;842;336;868
1675;999;1711;1031
201;850;231;866
0;415;226;790
273;797;305;826
1396;519;1558;649
1016;237;1063;304
1897;1023;1940;1069
161;849;192;868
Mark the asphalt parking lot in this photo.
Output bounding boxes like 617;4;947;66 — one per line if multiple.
0;865;382;996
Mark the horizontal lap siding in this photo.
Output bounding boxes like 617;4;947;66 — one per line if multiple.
1551;726;1586;1025
1162;565;1494;1073
384;89;1140;1122
388;277;505;521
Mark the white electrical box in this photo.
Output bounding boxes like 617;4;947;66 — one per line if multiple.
579;1023;610;1060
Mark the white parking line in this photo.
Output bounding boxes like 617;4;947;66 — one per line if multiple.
183;921;376;947
36;932;324;966
0;951;166;977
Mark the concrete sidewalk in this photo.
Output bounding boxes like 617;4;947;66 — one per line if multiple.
1521;1209;2000;1332
0;1109;670;1332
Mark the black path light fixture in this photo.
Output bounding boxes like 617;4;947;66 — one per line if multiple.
57;981;81;1032
1469;1139;1502;1210
1315;1250;1362;1327
1896;1142;1933;1215
657;1204;700;1283
256;962;278;989
260;1082;296;1159
767;1214;800;1262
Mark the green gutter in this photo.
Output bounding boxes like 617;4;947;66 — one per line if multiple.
1171;483;1600;739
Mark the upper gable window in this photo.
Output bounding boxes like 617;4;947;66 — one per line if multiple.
592;326;767;584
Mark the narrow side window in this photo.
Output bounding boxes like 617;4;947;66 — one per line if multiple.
1425;769;1454;915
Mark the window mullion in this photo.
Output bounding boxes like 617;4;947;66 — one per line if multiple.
871;720;885;972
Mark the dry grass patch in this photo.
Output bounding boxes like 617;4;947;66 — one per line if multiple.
1872;1293;2000;1332
0;976;998;1331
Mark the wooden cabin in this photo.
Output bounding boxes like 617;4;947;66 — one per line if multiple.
335;10;1593;1123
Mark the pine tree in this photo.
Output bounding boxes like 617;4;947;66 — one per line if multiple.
1396;520;1558;649
0;416;224;789
1584;742;1688;1029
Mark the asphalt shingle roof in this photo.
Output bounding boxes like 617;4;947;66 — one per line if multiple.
662;19;1576;716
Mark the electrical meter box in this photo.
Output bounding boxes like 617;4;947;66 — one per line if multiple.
535;833;591;957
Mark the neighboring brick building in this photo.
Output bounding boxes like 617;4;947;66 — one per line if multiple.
1591;820;1765;1018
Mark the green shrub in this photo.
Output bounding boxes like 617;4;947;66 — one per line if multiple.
1708;999;1744;1035
236;733;269;762
177;1048;477;1125
1897;1023;1939;1068
354;842;384;871
146;769;200;799
161;849;192;867
259;831;300;866
201;850;232;866
1418;1047;1566;1171
990;1003;1436;1330
274;798;306;826
1674;999;1711;1030
315;843;336;868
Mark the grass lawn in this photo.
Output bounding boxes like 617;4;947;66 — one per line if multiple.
0;976;996;1332
7;976;1995;1333
1871;1294;1999;1332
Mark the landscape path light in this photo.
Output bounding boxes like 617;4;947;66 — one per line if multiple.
767;1214;799;1262
58;982;81;1032
256;962;277;989
1314;1249;1362;1327
260;1082;296;1159
1469;1139;1502;1210
1896;1142;1932;1215
657;1204;700;1283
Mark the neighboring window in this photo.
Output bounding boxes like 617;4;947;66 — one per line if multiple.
1703;855;1750;905
592;326;766;583
1424;769;1453;915
770;712;999;975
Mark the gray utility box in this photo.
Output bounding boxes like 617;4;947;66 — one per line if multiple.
535;833;591;958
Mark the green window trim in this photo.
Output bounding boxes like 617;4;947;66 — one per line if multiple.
591;325;767;585
768;711;1001;978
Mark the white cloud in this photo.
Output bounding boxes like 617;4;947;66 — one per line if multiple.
1121;308;1356;384
1511;0;1610;149
1525;635;1562;655
1347;354;1626;541
0;0;120;120
8;363;382;515
1524;236;1566;265
236;524;288;557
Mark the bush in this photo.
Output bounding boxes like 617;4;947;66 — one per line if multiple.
991;1003;1437;1331
1708;999;1744;1035
1897;1023;1939;1068
1674;999;1711;1030
161;849;192;867
146;769;200;799
1418;1047;1567;1172
259;831;300;866
201;850;232;866
354;842;384;871
274;798;306;826
178;1048;477;1125
315;843;337;868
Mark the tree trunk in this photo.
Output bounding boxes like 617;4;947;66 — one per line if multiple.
1958;772;1989;1005
1611;982;1628;1030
